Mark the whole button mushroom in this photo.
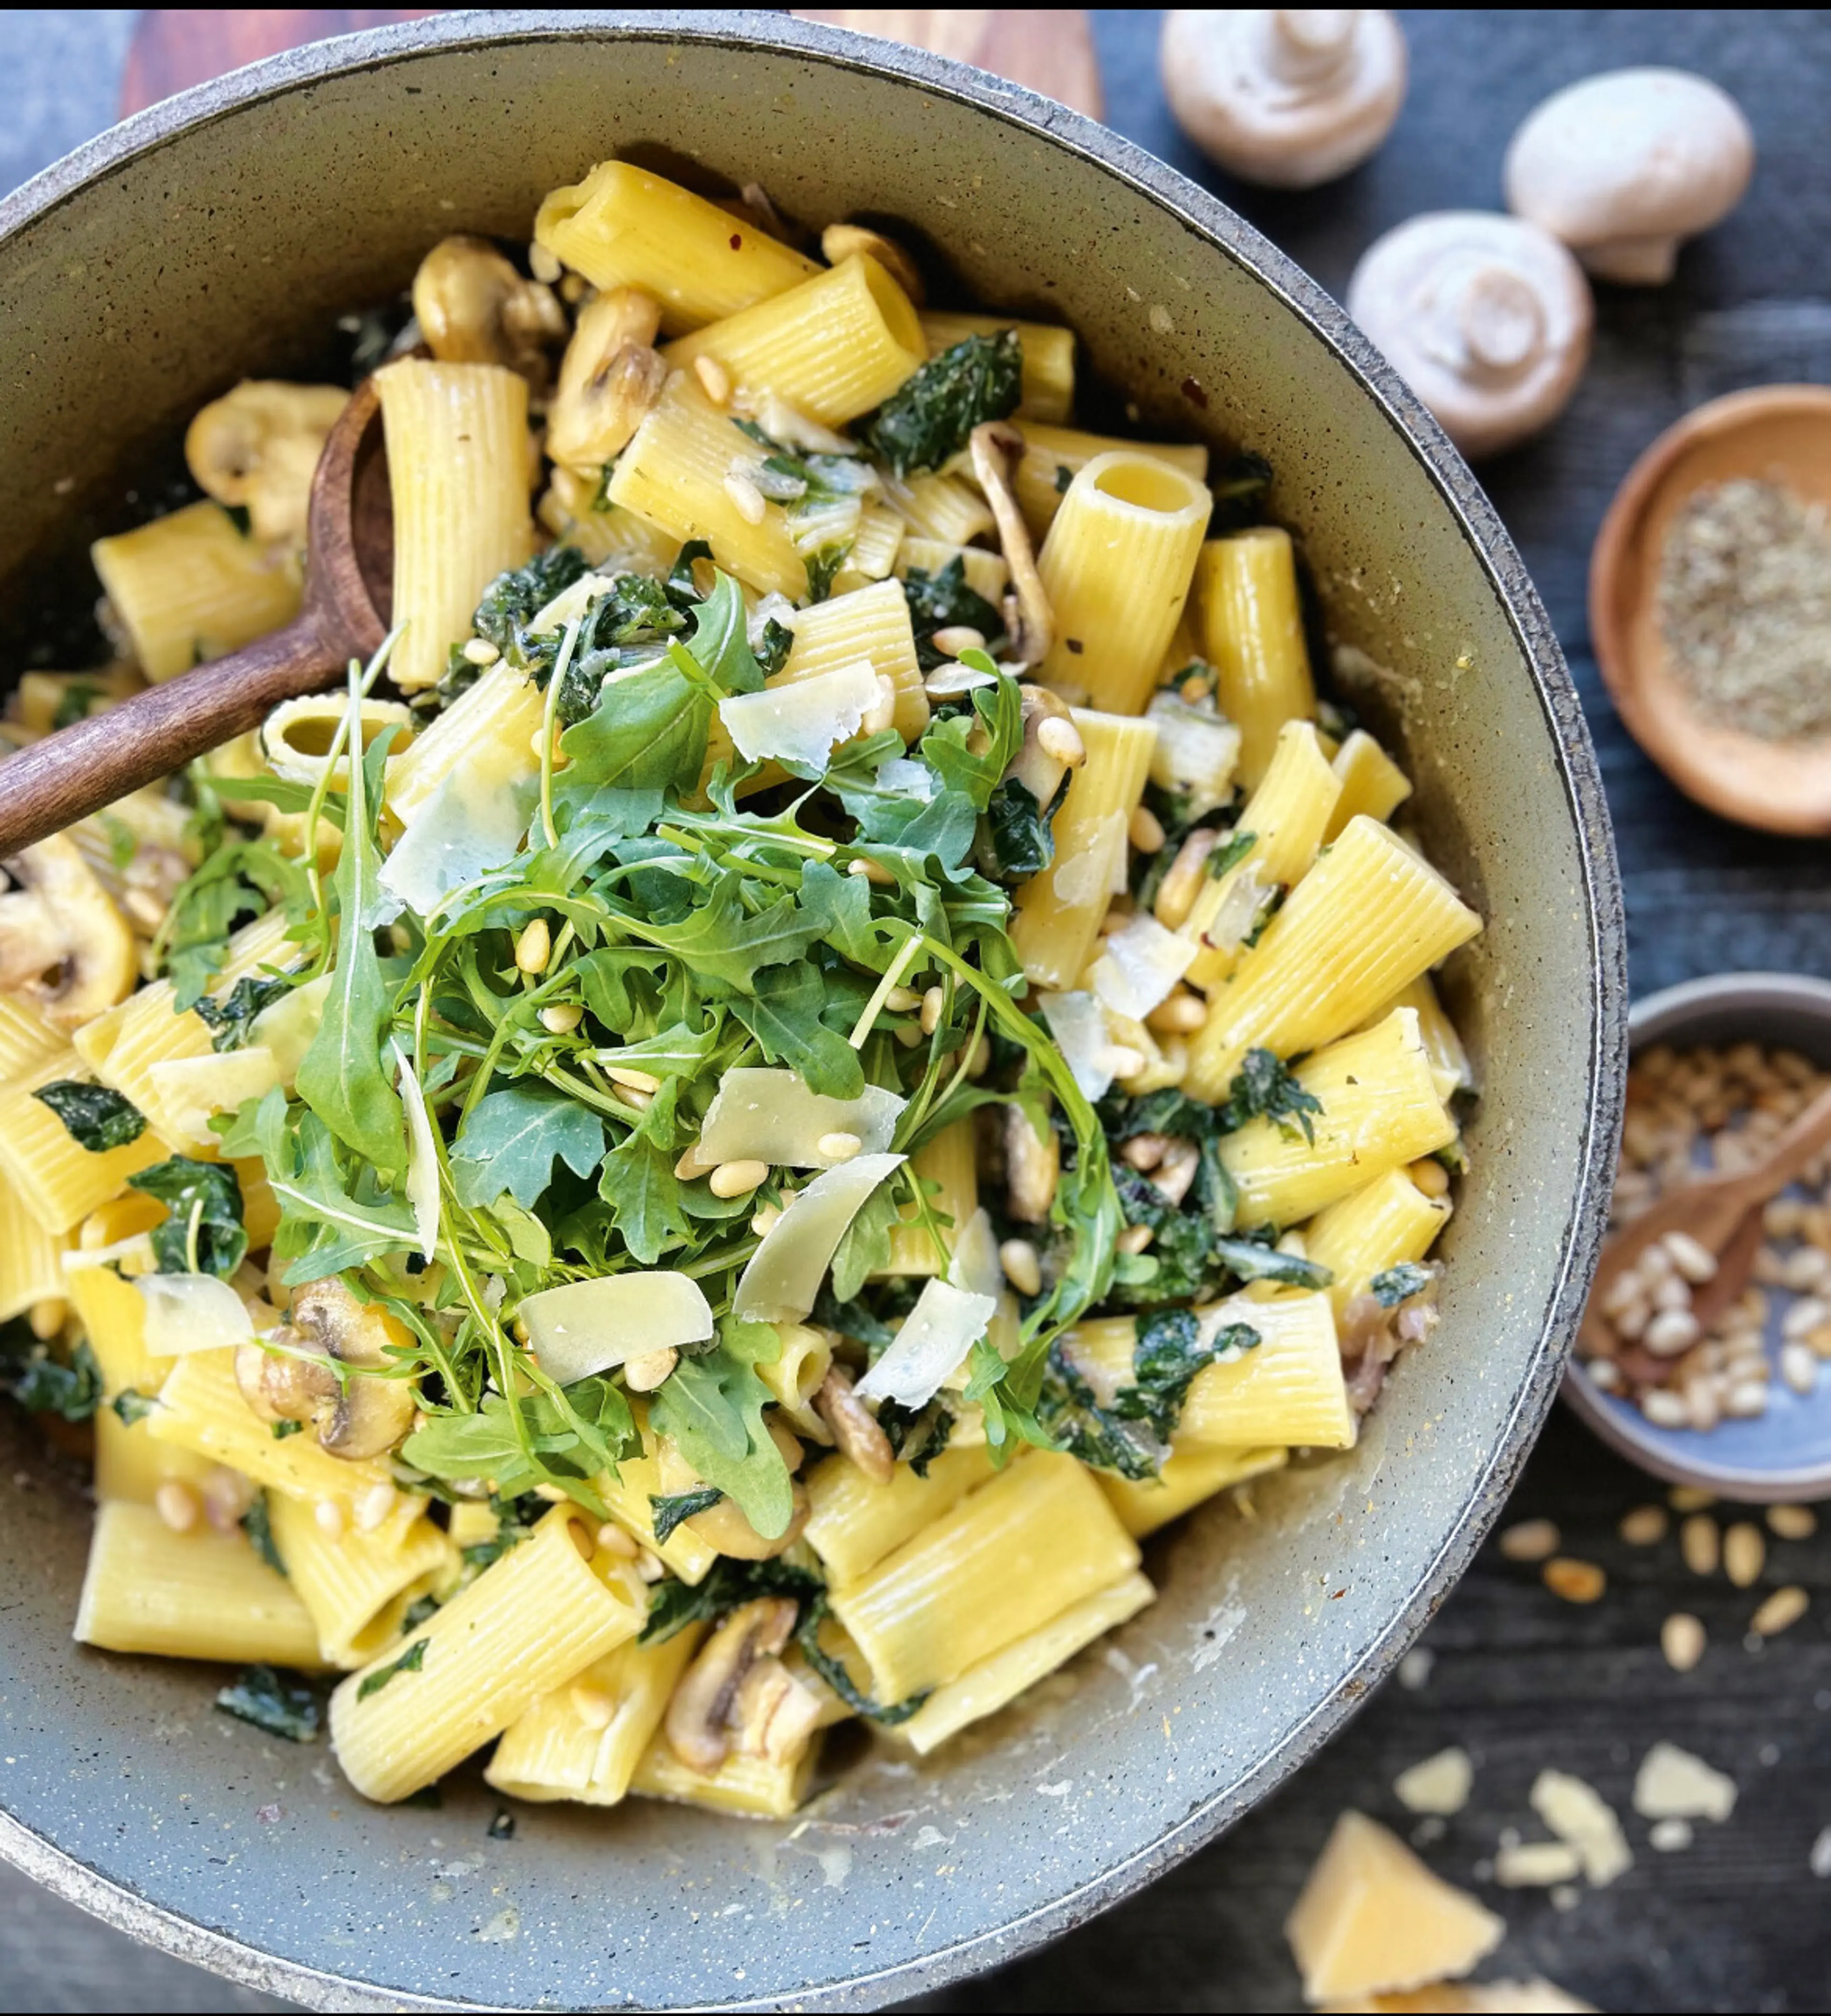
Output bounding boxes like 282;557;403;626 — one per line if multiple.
1161;10;1407;189
1504;68;1754;285
1346;213;1593;459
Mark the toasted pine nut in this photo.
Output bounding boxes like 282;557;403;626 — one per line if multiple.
1680;1513;1719;1576
1619;1504;1668;1545
999;1238;1043;1297
1749;1585;1810;1637
709;1159;769;1199
817;1131;862;1163
1153;828;1217;930
885;985;922;1013
607;1066;661;1094
1116;1223;1155;1255
751;1202;782;1237
1499;1518;1559;1562
848;857;895;885
463;636;501;666
930;624;985;656
694;354;732;405
1723;1521;1764;1588
1121;1132;1168;1171
314;1498;345;1540
596;1522;638;1557
1129;805;1166;853
570;1684;616;1729
1147;990;1207;1035
1038;716;1087;767
1767;1504;1817;1540
675;1142;716;1181
723;468;767;524
539;1002;584;1034
920;986;945;1035
623;1347;679;1392
354;1483;397;1533
1662;1230;1718;1282
528;240;562;283
1661;1612;1706;1672
1542;1556;1605;1603
515;919;552;974
1410;1158;1451;1199
154;1482;200;1534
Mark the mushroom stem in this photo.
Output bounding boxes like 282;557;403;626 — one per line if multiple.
969;421;1054;665
664;1597;801;1774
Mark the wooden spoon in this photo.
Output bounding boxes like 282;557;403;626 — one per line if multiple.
0;377;391;858
1590;383;1831;837
1581;1077;1831;1358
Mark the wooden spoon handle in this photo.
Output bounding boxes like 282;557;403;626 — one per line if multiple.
1738;1079;1831;1199
0;616;340;857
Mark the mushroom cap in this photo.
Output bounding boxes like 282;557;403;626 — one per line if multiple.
1161;10;1408;189
1346;212;1593;460
1504;68;1753;278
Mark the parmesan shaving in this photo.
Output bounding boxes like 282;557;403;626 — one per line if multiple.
520;1273;715;1386
699;1067;904;1168
1090;912;1197;1019
249;973;330;1087
146;1048;282;1153
1039;990;1116;1102
1204;862;1271;952
854;1278;998;1409
1146;690;1240;816
1049;810;1125;908
380;748;537;916
718;661;879;769
392;1041;441;1263
1530;1769;1632;1887
136;1274;253;1357
734;1151;905;1323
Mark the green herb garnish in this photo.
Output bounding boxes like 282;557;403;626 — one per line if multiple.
31;1081;146;1153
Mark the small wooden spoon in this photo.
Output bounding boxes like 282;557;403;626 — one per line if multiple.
1590;383;1831;837
1581;1077;1831;1358
0;377;391;858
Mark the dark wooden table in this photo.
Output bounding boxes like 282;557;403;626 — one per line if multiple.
1;10;1829;2013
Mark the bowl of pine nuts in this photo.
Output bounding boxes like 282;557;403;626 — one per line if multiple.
1567;972;1831;1500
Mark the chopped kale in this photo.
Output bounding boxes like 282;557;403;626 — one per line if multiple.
802;543;851;604
112;1388;156;1426
241;1494;287;1576
155;838;309;1011
984;775;1058;879
811;1285;902;1353
1220;1047;1323;1144
216;1664;320;1742
1204;829;1258;881
1211;1234;1332;1292
7;1340;103;1421
876;1398;955;1478
271;1419;303;1440
795;1593;928;1725
666;538;714;607
1035;1346;1164;1480
756;616;794;678
649;1486;723;1543
31;1081;147;1153
901;556;1007;672
639;1556;823;1645
472;546;591;661
1053;462;1074;495
1372;1262;1434;1308
1100;1087;1239;1237
401;1593;441;1633
860;331;1022;478
1121;1306;1259;1442
1207;451;1274;536
195;972;294;1053
128;1156;247;1278
357;1636;429;1700
1107;1165;1227;1307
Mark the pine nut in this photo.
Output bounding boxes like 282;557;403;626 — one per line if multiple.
623;1347;678;1392
1642;1388;1688;1427
607;1066;661;1094
354;1483;397;1533
1661;1612;1706;1672
848;856;894;885
515;918;552;974
817;1131;862;1163
539;1002;584;1034
1499;1518;1560;1562
885;985;922;1013
1763;1196;1804;1237
314;1498;345;1540
1808;1323;1831;1360
1767;1504;1817;1540
154;1482;200;1534
1410;1158;1451;1199
861;673;898;738
1121;1133;1168;1171
1680;1513;1719;1576
750;1202;781;1237
1129;805;1166;853
528;240;561;283
1542;1557;1606;1603
1662;1230;1718;1282
930;624;985;656
1587;1358;1623;1390
1116;1223;1155;1255
1148;991;1208;1035
1783;1295;1829;1338
1153;828;1217;930
674;1142;716;1181
596;1522;638;1557
635;1550;666;1583
1723;1521;1764;1588
1724;1379;1770;1418
723;469;768;524
1781;1342;1819;1394
1749;1585;1810;1637
1645;1309;1700;1356
967;1036;992;1077
709;1159;769;1199
999;1238;1043;1298
1651;1275;1692;1313
569;1684;616;1729
693;354;732;405
1038;716;1086;766
1620;1504;1668;1546
920;987;945;1035
462;636;501;666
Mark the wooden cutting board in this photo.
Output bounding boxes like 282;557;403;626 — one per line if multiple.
121;10;1101;119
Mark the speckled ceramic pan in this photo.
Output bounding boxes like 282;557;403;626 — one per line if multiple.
0;13;1625;2010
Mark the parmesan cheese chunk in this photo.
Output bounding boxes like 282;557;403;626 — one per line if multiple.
136;1274;254;1358
146;1048;282;1153
1090;911;1198;1020
1632;1741;1737;1824
1317;1978;1596;2012
1393;1747;1473;1817
1529;1769;1632;1887
718;660;879;769
1285;1810;1503;2004
854;1278;998;1410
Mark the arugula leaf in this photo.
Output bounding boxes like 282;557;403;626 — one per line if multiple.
679;571;764;696
1372;1262;1434;1307
156;840;309;1011
861;331;1022;477
251;1092;418;1284
831;1173;903;1302
7;1340;103;1421
984;775;1062;879
401;1379;637;1500
450;1085;607;1210
640;1556;822;1645
1211;1235;1332;1292
31;1081;146;1153
901;557;1007;671
729;963;865;1100
195;972;294;1052
128;1156;247;1278
649;1486;722;1542
295;690;405;1172
357;1637;428;1700
241;1495;286;1576
216;1664;319;1741
597;1078;692;1263
560;655;710;794
1220;1047;1324;1144
648;1315;792;1538
1205;829;1258;881
627;871;824;995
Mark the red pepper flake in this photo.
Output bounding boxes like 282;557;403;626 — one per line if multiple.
730;232;743;251
1181;377;1208;408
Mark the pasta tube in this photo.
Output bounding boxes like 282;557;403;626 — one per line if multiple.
895;537;1009;606
830;1452;1140;1700
802;1442;999;1587
267;1490;456;1669
1183;816;1482;1101
882;1120;979;1278
1100;1442;1288;1539
91;1407;216;1506
595;1401;718;1585
1179;720;1342;988
1178;1292;1353;1447
1219;1009;1457;1228
755;1323;833;1442
781;579;928;743
0;995;63;1085
1304;1168;1451;1319
665;255;925;424
375;359;535;692
1195;528;1317;788
486;1626;705;1806
75;1500;322;1666
1327;728;1412;838
91;501;300;684
918;310;1075;423
627;1728;817;1819
0;1169;69;1323
1010;708;1158;988
893;1570;1154;1755
1038;453;1212;716
1013;424;1209;539
0;1055;166;1236
386;658;544;825
882;471;994;547
329;1507;648;1803
67;1257;168;1398
535;161;819;334
831;502;906;596
1356;973;1475;1094
607;372;809;599
537;465;680;573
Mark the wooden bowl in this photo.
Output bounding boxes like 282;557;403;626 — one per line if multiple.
1591;383;1831;835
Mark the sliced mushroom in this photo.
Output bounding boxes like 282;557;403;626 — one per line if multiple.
1338;1271;1441;1415
411;235;568;387
820;222;925;305
545;287;667;473
233;1329;340;1425
664;1596;800;1774
284;1276;418;1461
1004;1100;1061;1224
184;381;350;548
730;1655;825;1765
1003;683;1081;813
969;421;1054;663
814;1365;894;1485
0;835;136;1029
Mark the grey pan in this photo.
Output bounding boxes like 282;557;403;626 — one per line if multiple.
0;11;1625;2011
